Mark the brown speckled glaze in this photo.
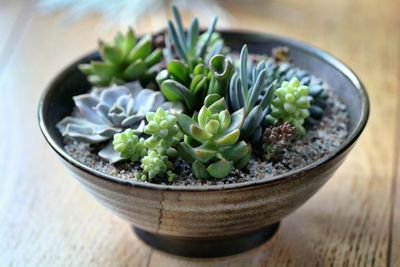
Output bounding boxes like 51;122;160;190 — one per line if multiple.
38;31;369;257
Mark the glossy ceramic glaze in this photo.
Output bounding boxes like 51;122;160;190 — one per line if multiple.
38;31;369;257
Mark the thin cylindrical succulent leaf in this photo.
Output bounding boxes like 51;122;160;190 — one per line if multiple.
123;59;146;80
192;160;210;179
239;45;249;102
241;105;263;138
144;48;163;67
172;5;187;50
198;17;218;58
248;69;266;110
189;74;208;95
167;21;188;62
207;159;233;179
187;18;199;51
259;81;276;110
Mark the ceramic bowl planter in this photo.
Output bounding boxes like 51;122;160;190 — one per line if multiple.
38;30;369;258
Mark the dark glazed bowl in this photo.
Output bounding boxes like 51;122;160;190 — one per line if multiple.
38;31;369;258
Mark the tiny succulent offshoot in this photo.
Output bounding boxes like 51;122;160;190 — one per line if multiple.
57;6;331;183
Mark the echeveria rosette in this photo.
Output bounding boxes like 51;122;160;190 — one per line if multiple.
228;45;276;145
176;94;251;179
57;82;181;162
112;129;146;161
79;27;163;87
159;54;234;113
266;78;311;135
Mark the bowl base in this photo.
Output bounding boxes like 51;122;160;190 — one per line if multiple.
133;222;280;258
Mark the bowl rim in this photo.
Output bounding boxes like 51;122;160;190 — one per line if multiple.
38;29;370;192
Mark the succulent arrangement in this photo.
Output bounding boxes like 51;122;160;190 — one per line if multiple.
57;6;332;184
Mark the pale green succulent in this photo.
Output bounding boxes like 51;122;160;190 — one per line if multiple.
112;129;146;161
143;107;182;157
141;150;170;180
266;77;311;135
177;94;251;179
79;27;162;87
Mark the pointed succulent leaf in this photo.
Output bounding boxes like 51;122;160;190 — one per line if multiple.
215;129;240;146
127;34;152;62
198;17;218;58
78;64;93;75
123;59;146;80
241;105;263;138
144;48;163;68
224;108;245;133
190;124;213;143
101;45;124;64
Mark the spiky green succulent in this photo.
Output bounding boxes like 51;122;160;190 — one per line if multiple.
159;54;233;113
266;78;310;135
79;27;163;87
143;107;182;157
113;129;146;161
228;45;276;144
166;5;223;69
176;94;251;179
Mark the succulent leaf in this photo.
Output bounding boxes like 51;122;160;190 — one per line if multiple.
227;45;276;145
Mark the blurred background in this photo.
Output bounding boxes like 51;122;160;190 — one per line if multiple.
1;0;399;266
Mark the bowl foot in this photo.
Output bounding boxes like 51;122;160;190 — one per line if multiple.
133;222;280;258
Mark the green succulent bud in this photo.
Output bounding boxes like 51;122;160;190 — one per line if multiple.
176;94;251;179
112;129;146;162
266;77;311;135
144;107;182;155
141;150;169;180
79;27;162;87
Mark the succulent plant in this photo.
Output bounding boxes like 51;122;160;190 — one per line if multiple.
141;150;170;181
57;82;180;162
166;5;223;69
113;129;146;161
159;54;234;113
112;107;182;182
78;27;163;87
266;78;310;135
263;121;296;160
228;45;276;144
176;94;251;179
143;107;182;157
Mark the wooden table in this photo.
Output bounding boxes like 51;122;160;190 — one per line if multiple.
1;0;398;266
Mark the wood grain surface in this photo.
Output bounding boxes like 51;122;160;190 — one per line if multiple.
0;0;398;266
